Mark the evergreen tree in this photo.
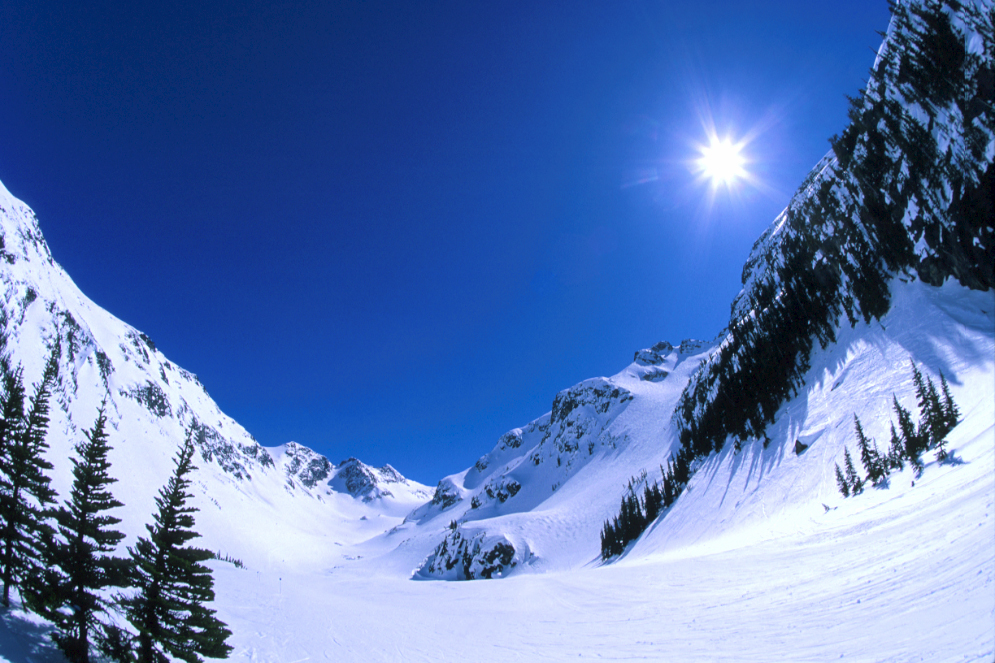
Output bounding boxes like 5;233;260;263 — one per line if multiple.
934;428;950;461
122;434;232;663
912;364;947;447
923;376;946;443
0;367;26;475
854;415;885;485
0;312;10;379
893;396;924;471
911;362;929;417
887;422;905;471
835;463;850;498
0;353;58;607
911;364;933;444
672;448;690;488
43;402;129;663
619;492;644;544
843;448;862;494
643;482;662;524
939;372;960;430
661;470;675;508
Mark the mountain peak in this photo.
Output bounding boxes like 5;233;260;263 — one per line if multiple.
329;456;425;502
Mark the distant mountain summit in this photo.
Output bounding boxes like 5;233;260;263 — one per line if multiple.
400;339;714;579
329;457;428;503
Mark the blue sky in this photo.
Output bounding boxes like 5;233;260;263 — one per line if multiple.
0;1;891;484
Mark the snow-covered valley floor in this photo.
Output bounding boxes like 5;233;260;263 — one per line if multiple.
215;410;993;662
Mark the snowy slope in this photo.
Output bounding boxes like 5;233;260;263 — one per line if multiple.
207;277;993;662
392;338;714;578
0;177;431;574
354;278;992;585
392;0;995;583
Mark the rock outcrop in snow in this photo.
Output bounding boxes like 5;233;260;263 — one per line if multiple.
401;340;711;577
329;457;432;503
417;526;524;580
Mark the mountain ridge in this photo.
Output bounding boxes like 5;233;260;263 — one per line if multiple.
0;176;433;571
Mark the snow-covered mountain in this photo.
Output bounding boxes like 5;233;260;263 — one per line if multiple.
677;0;994;460
399;338;715;579
368;0;995;584
0;178;431;572
0;1;991;661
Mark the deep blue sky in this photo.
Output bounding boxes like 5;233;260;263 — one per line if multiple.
0;1;891;484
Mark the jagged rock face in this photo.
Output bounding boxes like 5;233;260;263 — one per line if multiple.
677;339;707;355
676;0;995;456
427;477;464;510
329;457;418;502
415;375;639;521
627;339;705;384
272;442;332;489
403;339;712;577
414;342;707;526
417;528;524;580
633;341;673;365
0;179;281;490
542;378;633;460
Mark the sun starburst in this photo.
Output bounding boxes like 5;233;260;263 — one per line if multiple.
696;135;747;188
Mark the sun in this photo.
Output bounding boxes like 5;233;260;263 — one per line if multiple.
696;135;747;187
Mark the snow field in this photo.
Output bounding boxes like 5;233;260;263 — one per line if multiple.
208;280;993;662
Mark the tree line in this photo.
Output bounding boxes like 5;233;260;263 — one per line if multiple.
668;0;992;513
599;446;693;561
836;361;961;497
0;321;232;663
597;0;987;564
602;360;963;561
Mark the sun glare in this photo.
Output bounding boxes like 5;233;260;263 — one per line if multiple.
697;136;747;187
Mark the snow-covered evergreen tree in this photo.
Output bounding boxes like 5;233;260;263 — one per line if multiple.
854;415;886;485
0;352;58;607
43;402;128;663
939;373;960;430
843;448;862;495
887;422;905;471
893;396;924;474
835;463;850;498
912;364;947;448
122;434;232;662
